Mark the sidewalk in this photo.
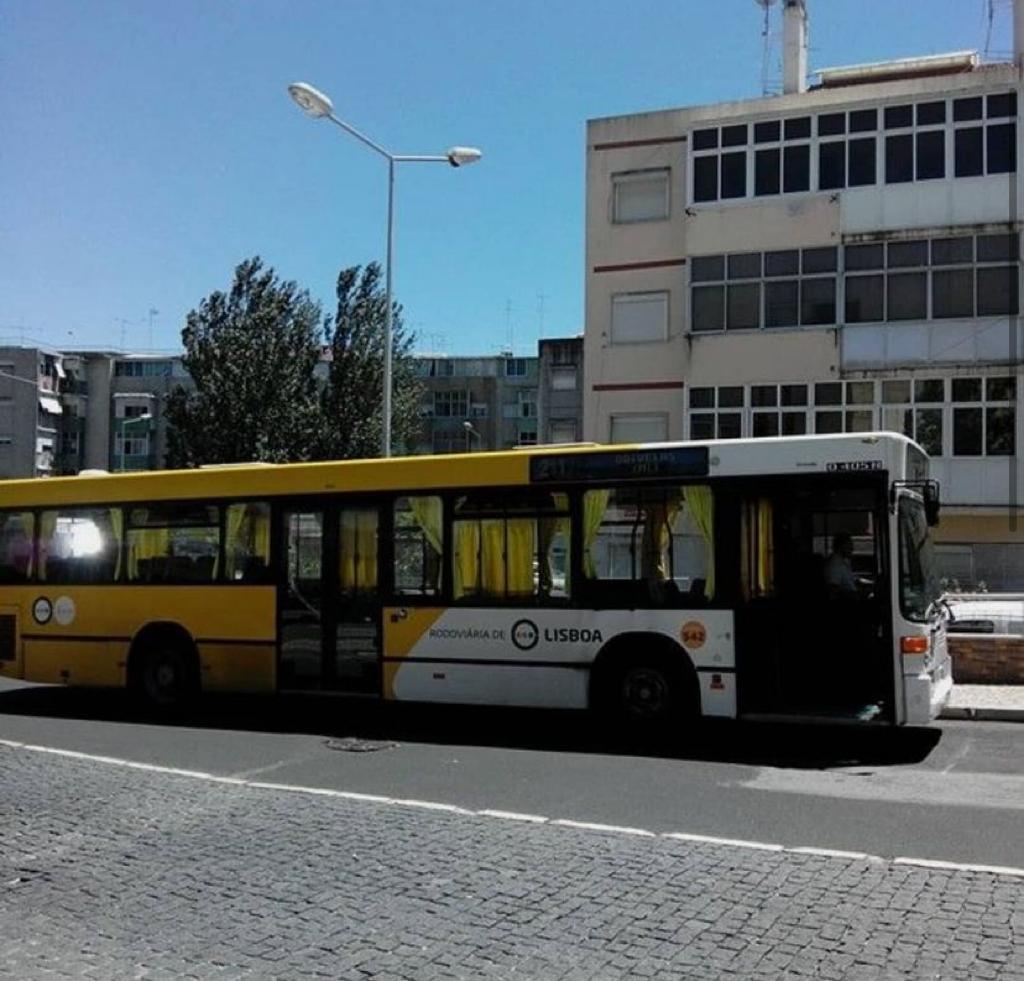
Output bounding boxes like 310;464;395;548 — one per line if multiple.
941;684;1024;722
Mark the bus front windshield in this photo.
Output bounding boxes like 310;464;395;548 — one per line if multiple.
898;495;941;622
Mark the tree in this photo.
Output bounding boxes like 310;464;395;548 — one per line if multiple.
314;262;422;460
165;257;322;467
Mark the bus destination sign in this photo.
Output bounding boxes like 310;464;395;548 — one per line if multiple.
530;446;709;484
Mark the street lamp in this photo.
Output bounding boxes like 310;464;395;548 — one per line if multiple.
287;81;481;458
463;420;482;453
118;413;152;473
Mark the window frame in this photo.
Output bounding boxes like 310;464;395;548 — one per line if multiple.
611;168;671;224
610;291;670;345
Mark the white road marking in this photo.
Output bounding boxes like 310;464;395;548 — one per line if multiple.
664;832;784;852
788;847;875;861
477;809;549;823
893;857;1024;878
552;819;656;837
3;737;1024;880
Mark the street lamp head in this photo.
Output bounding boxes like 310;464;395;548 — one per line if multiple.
288;82;334;119
446;146;482;168
463;420;475;432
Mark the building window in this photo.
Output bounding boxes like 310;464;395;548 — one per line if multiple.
843;232;1019;325
611;292;669;344
115;433;150;458
687;386;744;439
810;380;878;436
691;248;837;332
609;414;668;444
952;375;1017;457
504;358;528;377
425;359;454;377
433;390;469;418
612;168;670;223
550;366;577;391
689;94;1016;206
549;420;577;443
114;360;172;378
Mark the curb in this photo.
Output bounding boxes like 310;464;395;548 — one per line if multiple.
940;706;1024;723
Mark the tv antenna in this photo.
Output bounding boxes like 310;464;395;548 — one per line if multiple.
755;0;779;96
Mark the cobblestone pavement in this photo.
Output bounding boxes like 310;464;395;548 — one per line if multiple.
1;745;1023;980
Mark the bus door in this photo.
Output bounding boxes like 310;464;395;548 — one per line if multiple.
279;504;382;694
279;507;327;689
331;505;381;695
735;482;892;721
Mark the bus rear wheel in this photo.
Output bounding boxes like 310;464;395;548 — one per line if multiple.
133;640;197;709
593;649;697;731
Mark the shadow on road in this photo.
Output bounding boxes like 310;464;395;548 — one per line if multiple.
0;681;942;770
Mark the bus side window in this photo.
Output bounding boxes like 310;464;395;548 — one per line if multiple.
39;507;122;584
451;491;570;604
582;486;715;606
393;496;442;597
126;503;221;583
0;511;34;582
225;502;271;582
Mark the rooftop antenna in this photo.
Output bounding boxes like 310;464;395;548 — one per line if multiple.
754;0;779;96
505;299;514;354
537;292;547;340
114;318;132;350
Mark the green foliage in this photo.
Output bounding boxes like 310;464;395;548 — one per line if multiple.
165;257;322;467
314;262;422;460
165;257;422;468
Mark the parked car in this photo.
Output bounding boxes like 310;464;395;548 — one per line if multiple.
944;594;1024;636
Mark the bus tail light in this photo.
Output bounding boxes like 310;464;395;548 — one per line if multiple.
901;636;929;655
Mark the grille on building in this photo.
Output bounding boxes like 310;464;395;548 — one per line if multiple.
0;614;15;661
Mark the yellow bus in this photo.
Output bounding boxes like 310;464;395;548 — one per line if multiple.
0;433;951;725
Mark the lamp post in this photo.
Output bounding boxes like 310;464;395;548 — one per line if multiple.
287;81;481;458
118;413;152;473
463;420;482;453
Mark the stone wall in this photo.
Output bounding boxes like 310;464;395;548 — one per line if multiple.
949;635;1024;684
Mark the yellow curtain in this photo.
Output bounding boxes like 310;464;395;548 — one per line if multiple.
683;485;715;601
108;509;123;580
127;528;171;580
408;496;443;555
582;490;611;577
224;504;247;581
741;498;774;599
506;518;536;597
480;519;506;595
339;510;378;592
453;520;480;599
252;507;270;564
38;511;57;581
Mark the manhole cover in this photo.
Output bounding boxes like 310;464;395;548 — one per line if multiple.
325;737;399;753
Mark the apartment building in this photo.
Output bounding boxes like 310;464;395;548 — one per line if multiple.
0;347;191;477
537;336;585;444
412;353;538;453
583;0;1023;588
0;346;66;477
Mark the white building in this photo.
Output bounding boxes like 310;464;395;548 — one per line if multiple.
583;1;1023;588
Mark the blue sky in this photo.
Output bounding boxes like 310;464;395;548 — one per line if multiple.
0;0;1011;355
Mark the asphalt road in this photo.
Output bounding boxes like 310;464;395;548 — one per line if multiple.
0;677;1022;869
